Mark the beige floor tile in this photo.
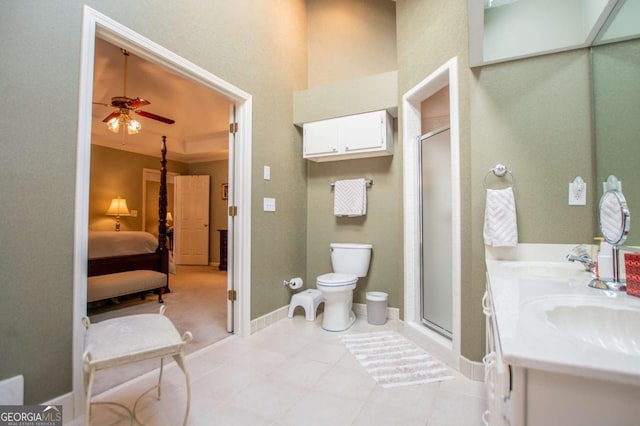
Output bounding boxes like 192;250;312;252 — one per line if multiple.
428;389;487;426
89;316;486;425
353;401;431;426
314;364;377;401
278;389;364;426
227;378;310;421
267;355;334;389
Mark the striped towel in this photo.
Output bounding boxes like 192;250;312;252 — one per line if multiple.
334;178;367;217
483;187;518;247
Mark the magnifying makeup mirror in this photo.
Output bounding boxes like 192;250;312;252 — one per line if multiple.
590;176;630;291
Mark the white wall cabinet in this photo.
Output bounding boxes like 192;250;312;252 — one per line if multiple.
303;110;393;162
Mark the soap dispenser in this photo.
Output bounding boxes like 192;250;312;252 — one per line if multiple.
593;237;603;278
598;239;614;281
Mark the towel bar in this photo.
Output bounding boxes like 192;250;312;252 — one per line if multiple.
330;179;374;188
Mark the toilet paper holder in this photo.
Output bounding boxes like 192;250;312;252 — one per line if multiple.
283;277;304;290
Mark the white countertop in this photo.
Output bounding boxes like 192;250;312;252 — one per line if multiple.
486;244;640;386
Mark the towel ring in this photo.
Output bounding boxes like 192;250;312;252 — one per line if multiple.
483;164;515;190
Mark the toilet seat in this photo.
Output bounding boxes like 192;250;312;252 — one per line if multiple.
317;272;358;287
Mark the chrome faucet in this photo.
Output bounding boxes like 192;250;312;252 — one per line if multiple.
566;253;596;273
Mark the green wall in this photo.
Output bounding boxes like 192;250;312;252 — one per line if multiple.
304;0;401;310
396;0;476;358
397;0;596;362
469;49;596;360
89;145;189;232
306;135;404;309
1;0;307;404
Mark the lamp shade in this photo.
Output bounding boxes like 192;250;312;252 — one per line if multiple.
105;197;131;216
166;212;173;223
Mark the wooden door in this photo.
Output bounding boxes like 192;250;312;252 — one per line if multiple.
175;175;210;265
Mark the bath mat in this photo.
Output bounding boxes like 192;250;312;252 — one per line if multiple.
340;331;454;388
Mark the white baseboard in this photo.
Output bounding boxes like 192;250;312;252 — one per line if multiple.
43;391;75;425
250;302;400;335
250;305;289;334
459;355;485;382
402;321;485;382
352;302;400;320
0;375;23;405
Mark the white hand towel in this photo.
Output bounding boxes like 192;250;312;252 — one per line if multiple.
483;187;518;247
334;178;367;217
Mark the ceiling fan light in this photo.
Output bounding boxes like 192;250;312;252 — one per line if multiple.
106;110;141;135
106;116;120;133
127;118;141;135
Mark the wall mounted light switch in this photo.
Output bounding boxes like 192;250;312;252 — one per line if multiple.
263;197;276;212
264;166;271;180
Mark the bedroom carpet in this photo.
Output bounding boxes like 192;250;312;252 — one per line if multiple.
88;265;229;395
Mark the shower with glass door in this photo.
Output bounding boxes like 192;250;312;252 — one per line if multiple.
419;126;453;339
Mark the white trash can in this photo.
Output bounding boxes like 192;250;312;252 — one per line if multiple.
366;291;388;325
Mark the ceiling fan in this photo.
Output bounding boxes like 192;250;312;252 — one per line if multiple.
94;48;175;135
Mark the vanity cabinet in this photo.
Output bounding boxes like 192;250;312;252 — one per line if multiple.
482;283;520;426
484;271;640;426
302;110;393;162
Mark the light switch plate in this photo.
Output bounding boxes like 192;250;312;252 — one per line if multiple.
264;166;271;180
263;197;276;212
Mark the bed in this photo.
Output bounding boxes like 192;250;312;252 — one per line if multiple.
87;136;171;304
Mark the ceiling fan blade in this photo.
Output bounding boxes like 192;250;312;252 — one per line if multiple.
126;97;150;109
135;110;175;125
93;101;111;107
102;111;120;123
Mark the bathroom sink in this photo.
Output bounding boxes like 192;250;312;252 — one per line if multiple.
546;303;640;356
499;261;590;280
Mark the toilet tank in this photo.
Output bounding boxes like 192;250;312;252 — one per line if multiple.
330;243;372;277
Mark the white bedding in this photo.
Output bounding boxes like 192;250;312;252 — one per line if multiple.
88;231;158;259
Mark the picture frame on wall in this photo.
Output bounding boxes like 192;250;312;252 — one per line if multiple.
222;183;228;200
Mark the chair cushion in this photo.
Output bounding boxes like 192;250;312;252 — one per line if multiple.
84;313;184;370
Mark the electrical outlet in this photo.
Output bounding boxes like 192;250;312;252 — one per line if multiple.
568;179;586;206
130;210;138;217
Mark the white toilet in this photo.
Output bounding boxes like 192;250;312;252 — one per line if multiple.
316;243;372;331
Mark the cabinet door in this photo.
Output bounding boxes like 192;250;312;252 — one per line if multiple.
303;118;339;156
339;110;384;153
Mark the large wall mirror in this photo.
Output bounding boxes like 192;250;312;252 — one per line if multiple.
592;0;640;245
469;0;640;245
593;36;640;245
468;0;640;67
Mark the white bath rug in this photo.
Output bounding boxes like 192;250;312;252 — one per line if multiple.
340;331;454;388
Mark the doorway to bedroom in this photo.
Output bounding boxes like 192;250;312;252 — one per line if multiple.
85;36;235;392
74;6;253;408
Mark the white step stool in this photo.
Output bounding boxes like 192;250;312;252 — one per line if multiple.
288;289;325;321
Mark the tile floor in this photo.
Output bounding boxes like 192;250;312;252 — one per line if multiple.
90;314;486;425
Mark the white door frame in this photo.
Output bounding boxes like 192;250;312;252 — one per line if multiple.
402;57;461;368
73;6;252;420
